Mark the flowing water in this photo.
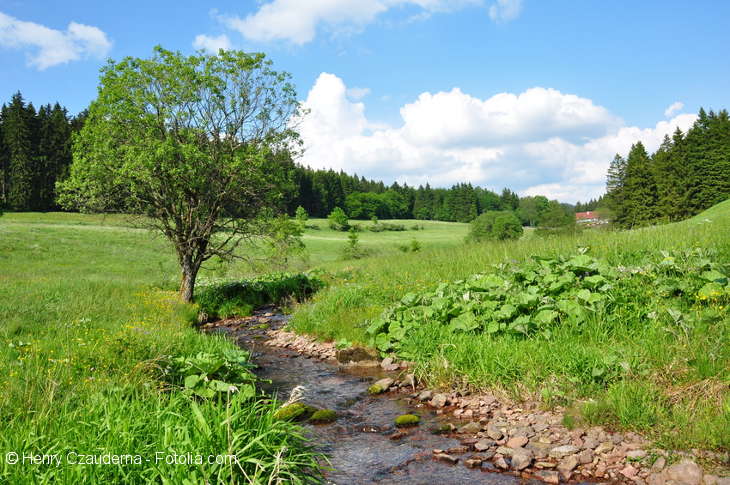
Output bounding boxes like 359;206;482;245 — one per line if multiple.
221;308;541;484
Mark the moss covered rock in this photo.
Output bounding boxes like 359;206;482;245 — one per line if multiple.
368;384;384;395
309;409;337;424
395;414;420;427
273;402;316;421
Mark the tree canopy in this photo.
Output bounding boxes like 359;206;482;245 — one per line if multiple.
58;46;301;301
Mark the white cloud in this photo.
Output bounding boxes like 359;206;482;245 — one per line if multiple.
0;11;111;70
664;101;684;118
217;0;481;45
192;34;231;53
297;73;697;202
346;87;371;100
488;0;523;22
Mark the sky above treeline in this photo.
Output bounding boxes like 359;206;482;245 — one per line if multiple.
1;1;728;202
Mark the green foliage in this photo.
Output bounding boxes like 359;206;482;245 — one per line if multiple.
607;108;730;227
341;228;368;260
536;201;578;237
163;348;257;399
258;213;307;271
195;273;324;320
327;207;350;231
369;222;407;232
398;239;422;253
366;249;730;357
57;46;300;301
294;205;308;225
468;210;523;242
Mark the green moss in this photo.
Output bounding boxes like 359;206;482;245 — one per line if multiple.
368;384;384;395
309;409;337;424
273;402;316;421
395;414;420;427
430;423;453;434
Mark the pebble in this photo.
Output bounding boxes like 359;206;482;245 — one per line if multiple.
627;449;648;460
549;444;580;459
506;436;528;448
474;439;494;452
458;421;481;434
430;393;448;408
510;449;533;470
535;470;560;484
557;455;578;479
433;453;459;465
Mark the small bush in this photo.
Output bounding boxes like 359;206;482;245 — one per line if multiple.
342;228;368;260
196;273;324;321
327;207;350;231
468;210;523;242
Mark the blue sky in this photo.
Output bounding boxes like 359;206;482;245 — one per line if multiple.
1;0;729;201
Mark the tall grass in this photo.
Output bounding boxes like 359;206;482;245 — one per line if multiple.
291;201;730;451
0;216;320;483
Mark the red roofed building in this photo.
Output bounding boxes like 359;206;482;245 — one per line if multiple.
575;211;600;223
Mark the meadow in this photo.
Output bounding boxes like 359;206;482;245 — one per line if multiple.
0;214;321;484
292;202;730;452
1;204;727;484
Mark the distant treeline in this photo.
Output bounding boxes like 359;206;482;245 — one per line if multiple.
0;92;87;211
607;108;730;227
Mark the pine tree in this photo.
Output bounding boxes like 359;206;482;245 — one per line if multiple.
621;142;658;227
606;153;627;222
3;92;35;210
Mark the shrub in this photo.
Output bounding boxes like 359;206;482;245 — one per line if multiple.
468;210;523;241
294;206;308;225
342;228;368;260
327;207;350;231
196;273;324;321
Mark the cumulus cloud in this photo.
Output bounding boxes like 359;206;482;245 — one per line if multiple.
216;0;480;44
192;34;231;53
297;73;697;202
664;101;684;118
488;0;523;22
0;11;111;70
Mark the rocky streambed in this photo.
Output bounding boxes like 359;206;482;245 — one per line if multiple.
202;307;729;485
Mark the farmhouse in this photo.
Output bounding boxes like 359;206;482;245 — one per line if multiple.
575;211;603;224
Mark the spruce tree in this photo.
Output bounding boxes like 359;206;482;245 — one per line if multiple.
3;92;35;210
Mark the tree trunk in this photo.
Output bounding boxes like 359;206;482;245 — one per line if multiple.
179;256;199;303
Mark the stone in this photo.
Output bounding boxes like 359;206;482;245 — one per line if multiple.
418;390;433;401
458;421;482;434
627;449;648;460
389;431;407;440
536;461;556;468
430;423;454;435
309;409;337;424
382;363;400;371
557;455;578;480
594;441;614;454
464;458;483;468
368;377;394;395
621;464;638;479
651;456;666;472
394;414;420;427
549;445;580;459
664;460;703;485
577;449;594;464
582;436;599;449
400;374;416;388
506;436;529;448
430;393;449;408
494;457;509;470
486;425;504;440
273;402;316;421
447;446;469;455
433;453;459;465
527;442;553;460
496;446;514;457
510;449;533;471
336;346;378;363
535;470;560;484
380;357;394;368
474;439;494;452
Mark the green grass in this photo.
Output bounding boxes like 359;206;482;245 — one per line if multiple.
0;215;320;483
290;201;730;452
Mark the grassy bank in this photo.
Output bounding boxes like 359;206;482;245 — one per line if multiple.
291;201;730;451
0;216;320;483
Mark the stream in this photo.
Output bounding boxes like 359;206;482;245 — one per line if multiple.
212;307;541;485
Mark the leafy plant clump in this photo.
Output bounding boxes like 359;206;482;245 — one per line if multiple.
162;348;257;399
366;248;729;357
467;210;523;242
196;272;324;320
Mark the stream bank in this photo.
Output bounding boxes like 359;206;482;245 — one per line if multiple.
202;307;728;485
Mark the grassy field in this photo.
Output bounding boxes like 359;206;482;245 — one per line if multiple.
291;202;730;452
0;214;320;484
1;205;727;482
